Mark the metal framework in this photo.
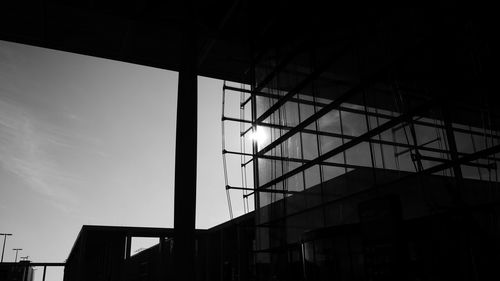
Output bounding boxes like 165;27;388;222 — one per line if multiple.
222;79;500;208
220;25;499;278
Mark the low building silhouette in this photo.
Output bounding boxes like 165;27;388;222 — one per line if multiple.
64;213;254;281
0;261;34;281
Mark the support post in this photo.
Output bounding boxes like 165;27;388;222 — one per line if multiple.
0;233;12;263
173;3;197;280
42;266;47;281
158;236;165;280
125;236;131;260
1;235;6;262
13;248;22;262
442;104;464;205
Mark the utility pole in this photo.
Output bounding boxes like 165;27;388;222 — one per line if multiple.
0;233;12;262
13;248;22;262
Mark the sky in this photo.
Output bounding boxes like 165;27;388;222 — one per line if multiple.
0;40;245;280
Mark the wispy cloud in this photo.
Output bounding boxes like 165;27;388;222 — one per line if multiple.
0;97;83;211
0;42;112;215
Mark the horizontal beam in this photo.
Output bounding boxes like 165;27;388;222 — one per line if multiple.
253;43;426;158
0;262;65;267
255;45;350;124
221;118;500;162
226;185;301;195
255;145;500;229
391;116;424;132
412;154;497;169
258;99;433;190
395;137;440;157
422;144;500;176
223;149;365;170
241;96;252;108
256;84;359;157
224;86;500;141
81;225;175;237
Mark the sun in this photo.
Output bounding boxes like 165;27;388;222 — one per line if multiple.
249;126;268;144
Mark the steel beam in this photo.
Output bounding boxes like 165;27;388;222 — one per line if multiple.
125;236;131;260
226;185;301;195
253;47;417;158
255;144;500;230
0;262;65;267
422;144;500;176
255;45;350;124
222;118;500;162
224;149;366;170
256;85;359;157
173;5;197;281
225;86;500;141
42;266;47;281
412;153;496;169
258;100;433;190
442;104;465;203
395;137;440;157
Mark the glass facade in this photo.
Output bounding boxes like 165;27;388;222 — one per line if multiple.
220;14;499;281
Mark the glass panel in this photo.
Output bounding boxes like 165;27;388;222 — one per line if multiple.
322;165;346;183
345;143;372;167
255;94;273;118
286;132;303;160
300;103;316;122
305;165;323;208
317;109;341;133
305;165;322;189
302;133;319;160
341;109;367;137
319;136;343;156
286;170;304;192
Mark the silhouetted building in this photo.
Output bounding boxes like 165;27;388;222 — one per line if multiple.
64;212;254;281
2;3;497;281
218;4;498;281
0;261;34;281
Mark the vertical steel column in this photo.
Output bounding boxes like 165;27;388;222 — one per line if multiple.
173;2;197;280
42;266;47;281
122;234;131;279
442;104;464;204
125;236;131;260
158;236;165;280
250;46;259;219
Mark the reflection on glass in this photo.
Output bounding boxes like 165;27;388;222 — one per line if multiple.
250;126;269;144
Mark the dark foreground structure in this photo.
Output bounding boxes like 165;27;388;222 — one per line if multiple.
1;2;497;281
62;169;500;281
0;261;34;281
0;261;64;281
63;214;254;281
